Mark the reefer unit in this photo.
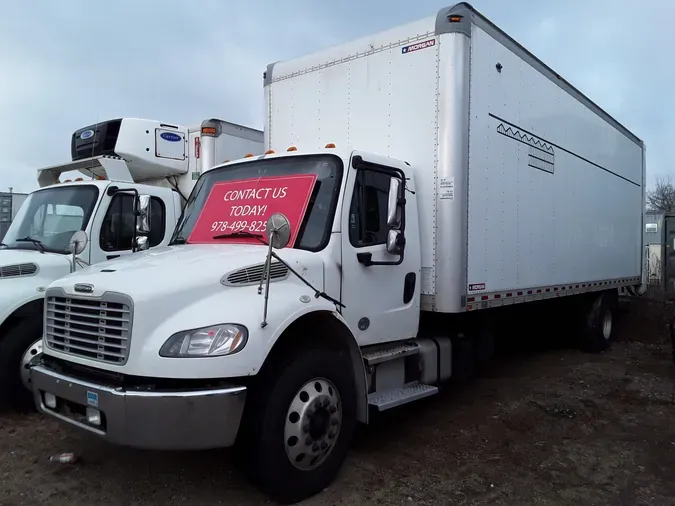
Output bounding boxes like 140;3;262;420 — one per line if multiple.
264;2;646;313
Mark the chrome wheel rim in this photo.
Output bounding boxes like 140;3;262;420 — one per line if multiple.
602;309;613;341
20;339;43;390
284;377;342;471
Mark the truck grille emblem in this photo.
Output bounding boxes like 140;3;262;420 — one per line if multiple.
74;283;94;294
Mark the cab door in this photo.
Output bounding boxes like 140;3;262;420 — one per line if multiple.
340;151;421;346
88;186;176;265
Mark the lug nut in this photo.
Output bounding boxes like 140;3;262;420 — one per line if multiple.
329;405;337;413
312;442;319;452
328;431;336;439
314;399;322;409
303;423;310;433
305;437;313;445
321;441;328;450
323;398;330;408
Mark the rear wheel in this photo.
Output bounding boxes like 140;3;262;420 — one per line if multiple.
578;291;617;354
240;347;357;504
0;317;43;412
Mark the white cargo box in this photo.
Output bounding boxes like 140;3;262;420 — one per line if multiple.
264;2;645;313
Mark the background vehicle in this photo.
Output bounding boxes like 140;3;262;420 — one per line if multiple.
31;2;645;503
0;190;28;241
0;117;262;411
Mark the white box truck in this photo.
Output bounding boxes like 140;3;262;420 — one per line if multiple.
0;117;262;411
30;3;645;503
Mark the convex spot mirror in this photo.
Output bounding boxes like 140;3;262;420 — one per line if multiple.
136;194;151;235
68;230;89;256
386;229;405;255
266;213;291;249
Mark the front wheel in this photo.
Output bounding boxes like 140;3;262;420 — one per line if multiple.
241;348;357;504
0;317;43;412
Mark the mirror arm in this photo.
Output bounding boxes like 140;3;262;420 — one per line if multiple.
270;251;345;308
259;230;277;328
357;251;405;268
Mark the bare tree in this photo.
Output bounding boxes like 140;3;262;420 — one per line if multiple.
647;176;675;213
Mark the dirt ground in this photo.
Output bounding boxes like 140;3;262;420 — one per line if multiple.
2;297;675;505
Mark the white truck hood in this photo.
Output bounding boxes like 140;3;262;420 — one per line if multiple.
48;243;322;301
0;248;71;279
0;249;72;324
43;243;328;378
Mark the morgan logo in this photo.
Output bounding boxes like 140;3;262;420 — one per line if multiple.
469;283;486;292
401;39;436;55
74;283;94;294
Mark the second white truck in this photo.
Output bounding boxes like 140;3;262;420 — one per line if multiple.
31;3;645;503
0;117;262;411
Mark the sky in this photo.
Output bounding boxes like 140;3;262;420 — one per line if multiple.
0;0;671;194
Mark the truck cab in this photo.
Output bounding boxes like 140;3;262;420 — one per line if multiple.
29;146;420;501
2;116;263;412
0;119;189;411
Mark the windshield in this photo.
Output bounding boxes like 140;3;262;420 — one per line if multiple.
2;185;99;254
171;154;343;251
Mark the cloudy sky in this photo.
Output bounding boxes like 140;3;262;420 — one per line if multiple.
0;0;669;193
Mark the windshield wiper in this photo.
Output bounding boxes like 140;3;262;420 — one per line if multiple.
171;237;187;245
0;242;7;247
213;231;267;244
16;237;45;253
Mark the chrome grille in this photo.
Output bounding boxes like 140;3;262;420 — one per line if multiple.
45;293;132;365
0;263;37;278
225;262;289;286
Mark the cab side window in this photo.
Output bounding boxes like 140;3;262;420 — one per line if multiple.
100;194;166;251
348;170;391;247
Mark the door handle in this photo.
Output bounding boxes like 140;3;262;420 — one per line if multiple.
106;255;120;260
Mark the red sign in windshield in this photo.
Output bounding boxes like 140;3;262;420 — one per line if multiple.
188;174;317;246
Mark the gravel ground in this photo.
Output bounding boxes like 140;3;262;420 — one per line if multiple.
2;297;675;505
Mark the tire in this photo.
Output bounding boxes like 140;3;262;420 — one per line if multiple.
0;317;43;412
578;291;616;354
239;347;357;504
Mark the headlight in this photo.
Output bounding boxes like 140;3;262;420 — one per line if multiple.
159;324;248;358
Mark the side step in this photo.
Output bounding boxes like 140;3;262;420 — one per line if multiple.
368;382;438;411
362;342;419;366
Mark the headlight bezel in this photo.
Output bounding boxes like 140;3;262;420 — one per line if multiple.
159;323;248;358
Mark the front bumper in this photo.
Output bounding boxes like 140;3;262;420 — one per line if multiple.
31;364;247;450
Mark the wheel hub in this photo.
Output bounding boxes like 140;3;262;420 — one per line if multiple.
284;377;342;471
20;339;43;390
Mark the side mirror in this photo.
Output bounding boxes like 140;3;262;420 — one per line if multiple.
69;230;89;273
386;229;405;255
386;178;402;228
136;195;151;235
134;236;149;251
265;213;291;249
68;230;89;256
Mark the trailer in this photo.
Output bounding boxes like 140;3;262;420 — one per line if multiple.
31;3;645;503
